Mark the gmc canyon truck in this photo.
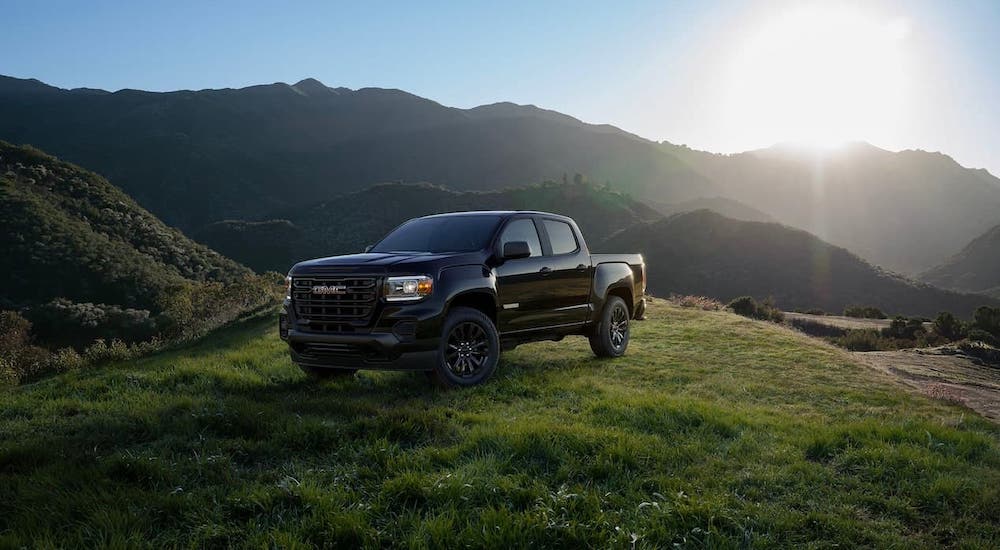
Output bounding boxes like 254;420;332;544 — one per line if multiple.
280;211;645;387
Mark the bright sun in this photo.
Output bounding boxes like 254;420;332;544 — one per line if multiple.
722;4;910;149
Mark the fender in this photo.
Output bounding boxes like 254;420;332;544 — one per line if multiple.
590;262;634;323
439;263;499;311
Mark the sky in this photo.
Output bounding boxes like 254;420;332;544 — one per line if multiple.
2;0;998;175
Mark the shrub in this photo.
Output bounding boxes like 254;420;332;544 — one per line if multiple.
726;296;784;323
832;329;898;352
47;348;85;373
933;312;966;341
668;294;722;311
843;305;887;319
958;341;1000;366
972;306;1000;338
0;357;18;386
966;328;999;347
882;316;926;340
788;318;847;338
25;299;158;349
83;339;135;365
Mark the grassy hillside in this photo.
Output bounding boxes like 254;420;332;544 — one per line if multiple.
921;223;1000;298
0;75;710;230
196;181;663;273
602;210;1000;317
0;142;275;350
662;141;1000;274
1;301;997;547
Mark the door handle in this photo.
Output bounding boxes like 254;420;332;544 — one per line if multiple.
539;267;552;275
576;264;587;270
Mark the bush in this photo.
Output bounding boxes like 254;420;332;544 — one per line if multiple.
966;328;999;347
882;316;926;340
832;329;898;352
25;299;157;349
958;341;1000;366
0;357;18;386
933;312;966;341
788;318;846;338
668;294;722;311
727;296;784;323
83;339;135;365
843;306;887;319
156;274;281;342
972;306;1000;338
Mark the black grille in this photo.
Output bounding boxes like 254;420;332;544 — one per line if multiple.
292;276;379;333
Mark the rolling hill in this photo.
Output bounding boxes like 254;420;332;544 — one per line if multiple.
195;181;663;273
662;141;1000;274
0;75;710;231
601;210;1000;317
920;223;1000;298
0;142;271;348
651;196;775;222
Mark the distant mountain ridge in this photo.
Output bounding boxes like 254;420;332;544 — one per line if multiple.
195;180;663;273
662;141;1000;274
3;74;999;277
602;209;999;318
0;74;710;231
920;223;1000;298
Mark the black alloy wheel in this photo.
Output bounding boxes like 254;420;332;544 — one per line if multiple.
430;307;500;387
589;296;630;358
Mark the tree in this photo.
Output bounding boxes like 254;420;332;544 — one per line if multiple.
933;311;965;341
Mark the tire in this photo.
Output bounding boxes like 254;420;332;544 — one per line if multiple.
429;307;500;387
589;296;630;358
298;364;357;380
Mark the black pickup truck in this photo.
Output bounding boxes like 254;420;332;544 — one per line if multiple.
280;211;645;386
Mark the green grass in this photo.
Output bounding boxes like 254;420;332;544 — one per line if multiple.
1;302;998;547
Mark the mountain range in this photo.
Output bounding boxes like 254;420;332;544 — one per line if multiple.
2;74;999;324
195;181;662;273
602;210;1000;317
4;74;998;276
920;222;1000;298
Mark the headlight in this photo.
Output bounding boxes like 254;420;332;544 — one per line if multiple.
384;275;433;302
285;275;292;299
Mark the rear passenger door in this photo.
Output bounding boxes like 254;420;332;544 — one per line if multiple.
537;217;592;326
493;217;552;333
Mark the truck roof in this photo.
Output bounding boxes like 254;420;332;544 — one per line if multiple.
419;210;569;220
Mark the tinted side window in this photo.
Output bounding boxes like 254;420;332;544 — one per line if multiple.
498;219;542;257
543;220;578;255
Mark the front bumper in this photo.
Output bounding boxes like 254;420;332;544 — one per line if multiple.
285;328;437;371
280;297;444;371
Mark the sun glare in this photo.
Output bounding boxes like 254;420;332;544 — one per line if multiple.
722;4;910;149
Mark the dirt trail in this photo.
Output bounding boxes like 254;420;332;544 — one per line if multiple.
853;348;1000;422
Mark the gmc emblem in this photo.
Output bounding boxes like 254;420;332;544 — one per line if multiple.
311;285;348;295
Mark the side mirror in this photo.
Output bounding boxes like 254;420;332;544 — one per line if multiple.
502;241;531;260
364;245;373;253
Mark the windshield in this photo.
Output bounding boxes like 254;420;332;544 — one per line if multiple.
371;215;502;254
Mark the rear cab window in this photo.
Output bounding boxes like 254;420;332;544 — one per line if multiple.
542;219;579;255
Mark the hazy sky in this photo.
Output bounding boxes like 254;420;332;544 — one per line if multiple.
3;0;998;175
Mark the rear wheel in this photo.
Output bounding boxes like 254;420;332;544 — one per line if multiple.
589;296;630;358
429;307;500;387
298;364;357;380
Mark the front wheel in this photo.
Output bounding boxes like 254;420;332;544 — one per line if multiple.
429;307;500;387
589;296;630;358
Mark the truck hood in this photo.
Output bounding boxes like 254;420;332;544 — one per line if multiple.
290;251;483;275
